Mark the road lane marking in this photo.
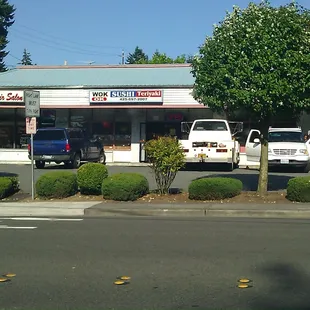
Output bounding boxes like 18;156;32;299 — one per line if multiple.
0;217;83;222
0;225;37;229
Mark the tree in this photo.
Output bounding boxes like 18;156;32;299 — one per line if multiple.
126;46;148;64
144;136;185;194
149;50;174;64
0;0;15;72
191;1;310;196
185;55;194;63
19;48;33;65
126;47;192;64
174;54;187;63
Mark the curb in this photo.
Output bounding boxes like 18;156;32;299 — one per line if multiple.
0;207;85;216
84;206;310;219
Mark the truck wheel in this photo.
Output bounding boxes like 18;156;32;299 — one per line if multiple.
72;153;81;169
98;151;106;165
64;162;72;169
227;162;234;171
35;160;45;169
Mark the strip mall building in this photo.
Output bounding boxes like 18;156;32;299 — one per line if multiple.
0;63;308;164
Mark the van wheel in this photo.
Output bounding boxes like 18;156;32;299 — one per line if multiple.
98;151;106;164
35;161;45;169
72;153;81;169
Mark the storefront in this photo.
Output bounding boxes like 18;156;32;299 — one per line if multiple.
0;64;308;164
0;64;214;163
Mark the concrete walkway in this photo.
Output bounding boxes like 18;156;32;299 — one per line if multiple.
0;201;309;219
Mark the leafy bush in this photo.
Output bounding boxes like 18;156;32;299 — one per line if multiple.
287;176;310;202
4;176;19;192
77;163;108;195
144;137;185;194
188;177;243;200
36;171;78;199
102;173;149;201
0;178;15;199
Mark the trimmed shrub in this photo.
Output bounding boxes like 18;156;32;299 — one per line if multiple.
36;171;78;199
188;177;243;200
287;176;310;202
0;178;14;199
77;163;108;195
102;173;149;201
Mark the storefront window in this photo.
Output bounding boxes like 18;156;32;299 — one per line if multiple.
70;109;92;132
40;109;56;127
115;122;131;148
0;108;16;148
92;121;114;147
55;109;69;127
0;127;14;148
91;109;131;150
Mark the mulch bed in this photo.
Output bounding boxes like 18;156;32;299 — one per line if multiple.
1;190;295;204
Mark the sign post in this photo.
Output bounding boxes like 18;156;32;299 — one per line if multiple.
25;90;40;200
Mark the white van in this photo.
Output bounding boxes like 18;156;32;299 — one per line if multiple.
245;127;310;172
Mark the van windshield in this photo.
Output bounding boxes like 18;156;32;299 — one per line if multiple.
192;121;228;131
34;130;66;141
268;131;303;143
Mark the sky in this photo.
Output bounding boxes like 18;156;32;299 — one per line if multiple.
5;0;309;67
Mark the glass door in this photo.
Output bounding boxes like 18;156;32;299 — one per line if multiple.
139;123;146;162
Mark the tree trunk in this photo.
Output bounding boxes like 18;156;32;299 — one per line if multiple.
257;125;269;196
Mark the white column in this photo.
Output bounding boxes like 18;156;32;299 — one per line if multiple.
130;109;146;163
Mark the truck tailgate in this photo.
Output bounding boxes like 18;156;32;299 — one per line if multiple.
33;140;68;155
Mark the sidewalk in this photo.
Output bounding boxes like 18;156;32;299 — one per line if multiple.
0;201;310;219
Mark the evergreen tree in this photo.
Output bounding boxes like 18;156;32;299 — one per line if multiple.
19;48;33;65
0;0;15;72
126;46;148;64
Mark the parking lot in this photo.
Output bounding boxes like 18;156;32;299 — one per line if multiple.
0;163;308;195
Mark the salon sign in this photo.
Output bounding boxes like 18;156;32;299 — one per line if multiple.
0;91;24;103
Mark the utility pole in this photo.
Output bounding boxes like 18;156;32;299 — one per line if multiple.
121;50;125;65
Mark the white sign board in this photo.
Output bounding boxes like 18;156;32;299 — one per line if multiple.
0;91;24;103
25;90;40;117
89;89;163;104
26;117;37;134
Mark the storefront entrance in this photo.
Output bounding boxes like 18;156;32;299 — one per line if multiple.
139;121;183;162
145;122;182;140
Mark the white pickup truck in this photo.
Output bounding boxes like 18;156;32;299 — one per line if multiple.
179;119;242;171
245;127;310;172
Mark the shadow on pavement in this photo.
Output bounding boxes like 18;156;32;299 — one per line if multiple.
181;163;231;172
250;262;310;310
0;171;18;177
194;173;293;191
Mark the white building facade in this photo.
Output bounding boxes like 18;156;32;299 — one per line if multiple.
0;64;215;163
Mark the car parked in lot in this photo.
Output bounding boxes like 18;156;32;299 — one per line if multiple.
28;128;106;169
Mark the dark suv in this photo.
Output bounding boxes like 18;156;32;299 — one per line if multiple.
28;128;106;169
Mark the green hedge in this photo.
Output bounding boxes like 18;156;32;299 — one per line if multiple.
287;176;310;202
102;173;149;201
36;171;78;199
0;176;19;199
188;177;243;200
77;163;108;195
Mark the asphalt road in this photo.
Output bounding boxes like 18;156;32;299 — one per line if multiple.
0;164;308;194
1;216;310;310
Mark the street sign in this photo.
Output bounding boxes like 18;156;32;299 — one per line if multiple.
26;117;37;134
25;90;40;118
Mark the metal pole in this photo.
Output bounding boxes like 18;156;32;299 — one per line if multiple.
31;132;34;200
